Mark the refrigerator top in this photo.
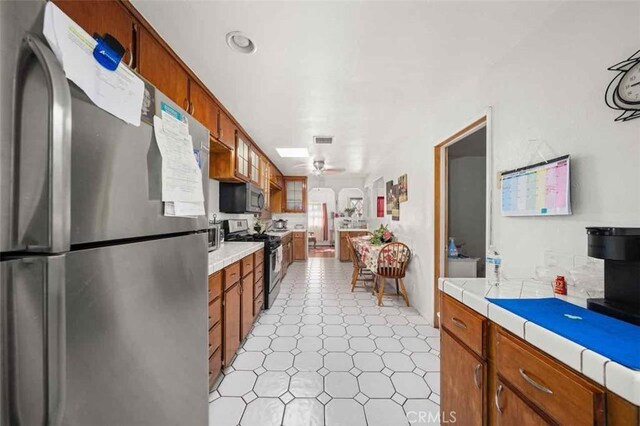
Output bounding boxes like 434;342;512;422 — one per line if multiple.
2;29;211;253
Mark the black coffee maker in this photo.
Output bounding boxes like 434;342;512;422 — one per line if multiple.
586;227;640;325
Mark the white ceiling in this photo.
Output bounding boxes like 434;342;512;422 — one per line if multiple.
132;0;562;176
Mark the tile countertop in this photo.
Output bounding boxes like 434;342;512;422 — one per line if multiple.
208;242;264;275
337;228;369;232
265;229;307;238
439;277;640;406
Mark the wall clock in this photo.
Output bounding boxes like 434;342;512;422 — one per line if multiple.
605;49;640;122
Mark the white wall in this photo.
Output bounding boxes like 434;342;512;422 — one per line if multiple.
448;156;486;261
366;2;640;322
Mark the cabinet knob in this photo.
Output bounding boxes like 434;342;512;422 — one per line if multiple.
451;317;467;330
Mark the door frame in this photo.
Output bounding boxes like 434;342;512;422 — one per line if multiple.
433;109;493;327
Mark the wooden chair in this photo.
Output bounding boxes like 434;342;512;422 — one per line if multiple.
346;235;373;292
372;242;411;306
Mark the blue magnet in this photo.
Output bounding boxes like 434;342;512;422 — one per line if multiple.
92;35;124;71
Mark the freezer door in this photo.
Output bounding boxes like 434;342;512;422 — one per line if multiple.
61;233;208;425
1;255;66;426
69;86;210;245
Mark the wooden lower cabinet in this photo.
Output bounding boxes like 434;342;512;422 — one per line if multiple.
441;293;637;426
494;381;547;425
293;231;306;261
223;281;241;366
441;329;485;426
240;272;254;340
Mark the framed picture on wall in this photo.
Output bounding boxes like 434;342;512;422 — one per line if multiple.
398;174;408;203
386;180;394;214
392;184;400;221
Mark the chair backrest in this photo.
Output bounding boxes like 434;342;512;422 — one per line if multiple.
376;242;411;278
346;235;361;268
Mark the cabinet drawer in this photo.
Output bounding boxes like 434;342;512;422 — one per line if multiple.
496;331;605;425
208;271;222;303
254;267;264;284
208;298;221;330
254;276;264;296
242;255;254;276
209;322;222;356
254;249;264;267
209;347;222;389
441;293;486;358
294;232;305;239
224;262;241;289
254;294;263;316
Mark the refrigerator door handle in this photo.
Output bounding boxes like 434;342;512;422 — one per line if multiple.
14;33;71;253
44;255;66;426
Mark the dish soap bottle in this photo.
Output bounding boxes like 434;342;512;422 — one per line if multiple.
486;245;502;286
448;238;459;258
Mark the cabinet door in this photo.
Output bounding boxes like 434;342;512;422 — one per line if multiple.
54;1;135;66
138;27;189;107
495;381;548;426
218;111;236;150
223;283;241;366
240;273;254;340
284;178;307;212
249;147;260;186
293;234;305;260
441;330;485;426
235;134;250;181
339;236;350;261
189;82;217;137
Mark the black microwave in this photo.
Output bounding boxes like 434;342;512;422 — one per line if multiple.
219;183;265;213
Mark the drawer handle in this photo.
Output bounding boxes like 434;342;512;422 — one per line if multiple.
451;317;467;330
519;368;553;395
473;363;482;389
495;384;504;414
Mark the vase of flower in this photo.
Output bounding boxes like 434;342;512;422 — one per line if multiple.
371;224;394;245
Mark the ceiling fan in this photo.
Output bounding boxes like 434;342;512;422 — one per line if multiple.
310;159;345;176
293;158;345;175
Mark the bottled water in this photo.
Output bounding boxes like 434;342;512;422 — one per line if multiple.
486;245;502;286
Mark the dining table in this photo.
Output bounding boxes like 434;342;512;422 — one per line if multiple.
350;235;410;272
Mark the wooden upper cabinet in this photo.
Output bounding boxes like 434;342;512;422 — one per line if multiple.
284;177;307;213
249;146;260;186
218;111;236;150
235;133;250;181
189;82;218;138
54;1;135;66
138;27;189;108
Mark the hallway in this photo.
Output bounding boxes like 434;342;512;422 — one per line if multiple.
209;258;441;426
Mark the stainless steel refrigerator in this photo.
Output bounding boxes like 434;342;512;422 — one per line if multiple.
1;2;210;424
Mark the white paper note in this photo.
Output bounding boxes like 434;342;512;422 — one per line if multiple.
43;2;144;126
165;201;206;217
153;115;205;205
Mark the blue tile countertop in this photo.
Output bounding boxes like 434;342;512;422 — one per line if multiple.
439;277;640;406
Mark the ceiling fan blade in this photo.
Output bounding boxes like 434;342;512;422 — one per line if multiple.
324;167;346;172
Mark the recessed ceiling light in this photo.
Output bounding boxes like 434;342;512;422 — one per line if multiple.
226;31;256;54
276;148;309;158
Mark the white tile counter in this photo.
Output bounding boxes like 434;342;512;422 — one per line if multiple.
439;277;640;406
208;242;264;275
265;229;307;239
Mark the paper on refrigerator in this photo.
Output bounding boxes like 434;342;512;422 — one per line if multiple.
43;2;144;126
153;115;205;217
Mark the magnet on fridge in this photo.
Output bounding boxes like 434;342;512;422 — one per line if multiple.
92;34;125;71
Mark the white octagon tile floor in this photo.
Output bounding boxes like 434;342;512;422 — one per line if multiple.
209;258;441;426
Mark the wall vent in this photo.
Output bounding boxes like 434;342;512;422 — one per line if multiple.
313;136;333;145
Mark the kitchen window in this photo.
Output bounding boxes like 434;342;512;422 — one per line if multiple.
349;197;363;217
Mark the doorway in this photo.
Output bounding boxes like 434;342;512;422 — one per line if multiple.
307;188;336;258
433;115;491;326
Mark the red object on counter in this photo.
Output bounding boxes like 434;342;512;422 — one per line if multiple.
554;275;567;295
